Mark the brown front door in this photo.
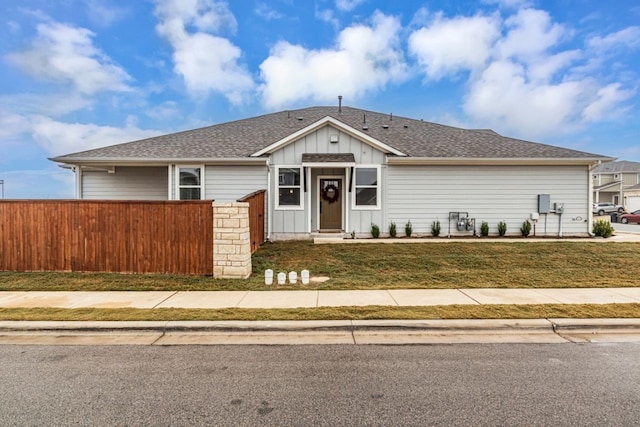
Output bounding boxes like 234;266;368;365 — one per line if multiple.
320;178;342;230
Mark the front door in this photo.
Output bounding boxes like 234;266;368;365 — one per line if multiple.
319;178;342;230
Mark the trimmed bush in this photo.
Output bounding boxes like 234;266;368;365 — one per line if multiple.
389;221;397;238
480;221;489;237
520;220;532;237
371;223;380;238
431;220;441;237
405;220;413;237
498;221;507;237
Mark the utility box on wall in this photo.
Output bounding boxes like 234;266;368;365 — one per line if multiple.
538;194;551;213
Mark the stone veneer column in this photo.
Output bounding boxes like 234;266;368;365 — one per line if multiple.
212;201;252;279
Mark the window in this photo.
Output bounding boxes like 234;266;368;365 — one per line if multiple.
178;167;202;200
354;167;379;208
277;167;302;208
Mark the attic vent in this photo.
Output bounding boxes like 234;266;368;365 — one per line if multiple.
362;125;369;130
403;124;408;128
297;117;304;121
382;124;389;129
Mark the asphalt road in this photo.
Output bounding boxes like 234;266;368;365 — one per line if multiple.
1;343;639;426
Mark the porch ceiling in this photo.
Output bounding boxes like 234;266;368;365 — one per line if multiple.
301;153;356;164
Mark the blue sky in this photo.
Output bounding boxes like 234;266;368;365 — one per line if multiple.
1;0;639;198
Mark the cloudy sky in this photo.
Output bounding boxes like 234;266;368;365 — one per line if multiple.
1;0;639;198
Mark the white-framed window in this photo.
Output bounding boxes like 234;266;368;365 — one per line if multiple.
277;166;303;209
353;166;380;209
176;166;204;200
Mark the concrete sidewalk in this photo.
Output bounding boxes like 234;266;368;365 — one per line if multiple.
1;287;640;309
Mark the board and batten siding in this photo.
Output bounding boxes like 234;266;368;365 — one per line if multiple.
205;165;268;201
386;165;591;237
269;124;386;238
82;167;168;200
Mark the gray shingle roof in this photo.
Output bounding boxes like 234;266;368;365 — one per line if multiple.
593;160;640;174
50;106;609;163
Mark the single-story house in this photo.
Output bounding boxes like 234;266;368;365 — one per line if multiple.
51;105;613;240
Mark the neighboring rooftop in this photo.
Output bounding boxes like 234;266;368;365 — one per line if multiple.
593;160;640;174
51;106;610;163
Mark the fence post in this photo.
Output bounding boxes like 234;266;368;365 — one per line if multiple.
212;201;252;279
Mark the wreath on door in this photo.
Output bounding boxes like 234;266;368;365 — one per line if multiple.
322;184;339;204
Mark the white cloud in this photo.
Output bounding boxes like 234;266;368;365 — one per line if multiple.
30;116;162;156
495;9;565;61
86;0;130;27
582;83;634;122
464;60;585;136
588;26;640;51
255;2;284;21
408;13;500;80
0;168;75;199
6;21;131;95
154;0;254;103
259;12;407;108
336;0;366;12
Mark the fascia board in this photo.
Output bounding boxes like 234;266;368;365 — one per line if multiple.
386;157;615;166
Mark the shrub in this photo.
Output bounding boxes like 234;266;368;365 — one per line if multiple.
371;223;380;238
431;219;441;237
389;221;397;238
498;221;507;236
520;220;532;237
593;220;614;238
480;221;489;237
405;220;413;237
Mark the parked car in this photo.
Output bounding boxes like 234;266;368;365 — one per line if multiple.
620;210;640;224
592;202;624;215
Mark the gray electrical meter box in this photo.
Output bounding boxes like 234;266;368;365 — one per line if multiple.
538;194;551;213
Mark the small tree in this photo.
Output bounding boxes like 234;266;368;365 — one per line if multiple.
498;221;507;237
371;223;380;238
389;221;397;238
405;220;413;237
480;221;489;237
520;220;532;237
431;219;441;237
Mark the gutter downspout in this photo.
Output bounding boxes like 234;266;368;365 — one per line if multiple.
587;162;599;237
267;163;272;241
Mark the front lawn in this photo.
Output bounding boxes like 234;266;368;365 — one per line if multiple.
0;241;638;291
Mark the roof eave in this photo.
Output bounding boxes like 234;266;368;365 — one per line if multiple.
49;157;269;167
386;157;615;166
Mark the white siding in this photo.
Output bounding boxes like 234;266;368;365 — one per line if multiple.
387;165;591;237
82;167;168;200
205;165;268;201
269;124;386;239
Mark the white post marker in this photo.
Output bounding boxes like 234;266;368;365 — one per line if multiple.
288;271;298;284
264;269;273;285
301;269;310;285
277;272;286;285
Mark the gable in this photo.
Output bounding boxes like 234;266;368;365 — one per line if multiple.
268;123;388;165
251;116;405;158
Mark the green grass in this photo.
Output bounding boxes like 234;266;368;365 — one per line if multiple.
1;241;639;291
1;304;639;321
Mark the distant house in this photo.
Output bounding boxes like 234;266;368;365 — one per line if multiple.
592;160;640;212
51;105;612;239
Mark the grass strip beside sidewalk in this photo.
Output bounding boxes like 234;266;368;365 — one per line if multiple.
1;241;640;291
2;304;639;322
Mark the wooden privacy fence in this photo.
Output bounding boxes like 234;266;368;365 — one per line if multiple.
238;189;266;253
0;200;213;275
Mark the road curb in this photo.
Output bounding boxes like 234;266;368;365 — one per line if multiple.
1;319;639;333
